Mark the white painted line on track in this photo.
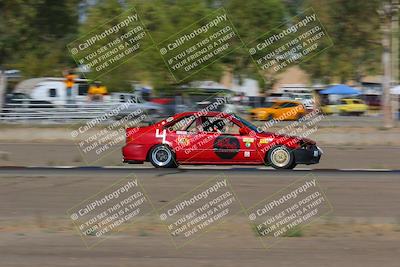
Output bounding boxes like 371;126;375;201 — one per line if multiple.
339;168;393;172
3;166;398;172
102;166;150;169
53;166;77;168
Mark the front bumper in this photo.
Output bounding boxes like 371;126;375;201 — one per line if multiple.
293;145;323;165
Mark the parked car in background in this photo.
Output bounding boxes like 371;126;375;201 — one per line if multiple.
110;94;164;122
151;97;192;116
288;93;315;111
14;77;92;106
3;92;53;110
249;100;306;121
268;89;315;110
322;98;368;116
361;94;381;110
266;92;290;102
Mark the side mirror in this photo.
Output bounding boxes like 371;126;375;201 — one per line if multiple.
239;127;249;136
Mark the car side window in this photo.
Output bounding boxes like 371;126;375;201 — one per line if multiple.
200;116;240;135
185;118;199;133
278;102;288;108
221;118;241;134
199;116;213;132
167;116;195;132
49;88;57;97
285;103;298;108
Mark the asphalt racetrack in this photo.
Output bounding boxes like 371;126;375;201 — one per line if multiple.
1;167;399;267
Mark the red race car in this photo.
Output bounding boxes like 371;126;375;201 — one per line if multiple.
122;112;322;169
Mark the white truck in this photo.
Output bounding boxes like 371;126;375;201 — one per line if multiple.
14;77;94;106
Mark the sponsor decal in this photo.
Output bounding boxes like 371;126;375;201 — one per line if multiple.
260;138;273;144
243;137;255;143
244;151;250;157
177;136;190;146
166;117;174;122
176;131;187;135
245;142;251;148
213;136;240;159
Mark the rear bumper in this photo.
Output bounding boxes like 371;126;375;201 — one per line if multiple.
293;146;322;165
122;144;148;162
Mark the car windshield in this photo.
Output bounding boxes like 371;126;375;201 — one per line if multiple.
233;114;263;133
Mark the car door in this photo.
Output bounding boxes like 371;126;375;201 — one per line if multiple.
190;115;260;163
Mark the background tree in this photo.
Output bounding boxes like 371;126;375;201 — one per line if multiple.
0;0;390;94
0;0;79;76
300;0;382;84
223;0;287;93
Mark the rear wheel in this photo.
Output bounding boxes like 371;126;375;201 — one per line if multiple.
149;145;178;168
267;145;295;169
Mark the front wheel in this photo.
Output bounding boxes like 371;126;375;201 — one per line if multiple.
267;145;295;169
149;145;178;168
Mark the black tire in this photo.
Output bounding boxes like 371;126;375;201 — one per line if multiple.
266;145;295;169
149;145;178;168
287;161;297;169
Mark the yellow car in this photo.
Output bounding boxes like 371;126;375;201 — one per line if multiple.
250;100;306;121
322;98;368;116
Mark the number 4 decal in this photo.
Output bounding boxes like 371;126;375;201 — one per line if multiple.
155;129;167;144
